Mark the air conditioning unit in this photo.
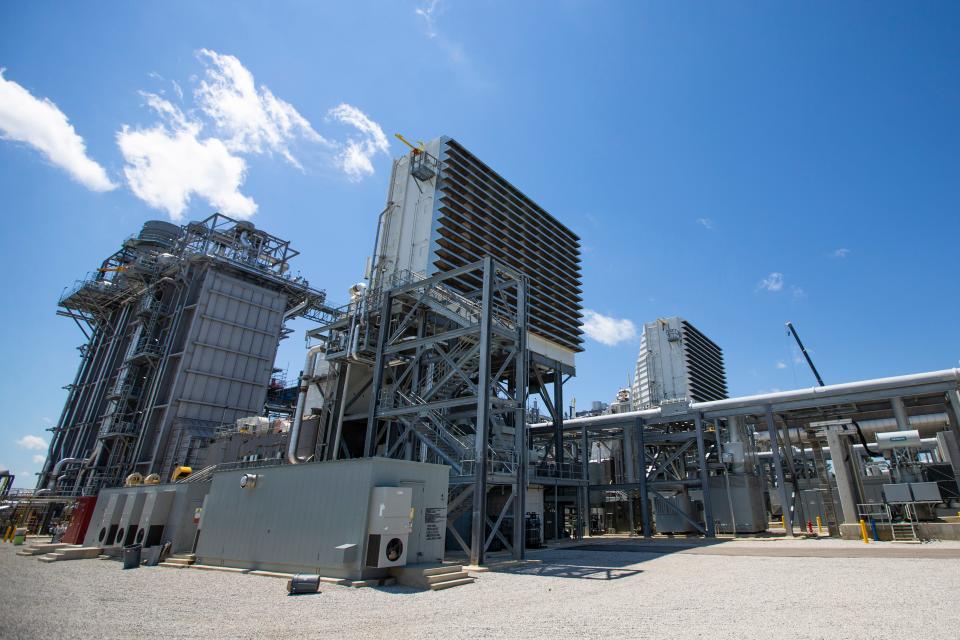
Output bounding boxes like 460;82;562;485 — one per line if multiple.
366;533;408;568
365;487;412;568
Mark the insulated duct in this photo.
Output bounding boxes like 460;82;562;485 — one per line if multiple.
287;345;326;464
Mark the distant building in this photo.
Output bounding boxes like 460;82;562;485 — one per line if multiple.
631;317;728;408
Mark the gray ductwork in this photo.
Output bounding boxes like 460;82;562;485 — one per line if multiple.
48;442;103;490
287;345;326;464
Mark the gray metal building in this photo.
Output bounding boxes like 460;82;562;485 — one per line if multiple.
195;458;449;578
632;317;728;408
42;214;328;495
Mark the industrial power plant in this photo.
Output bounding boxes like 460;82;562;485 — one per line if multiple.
4;134;960;594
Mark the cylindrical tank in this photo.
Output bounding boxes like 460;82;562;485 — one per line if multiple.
287;574;321;594
138;220;182;248
876;429;922;450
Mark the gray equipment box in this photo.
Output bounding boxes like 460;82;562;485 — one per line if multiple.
909;481;942;503
882;483;913;503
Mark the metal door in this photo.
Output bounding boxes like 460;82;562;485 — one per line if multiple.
400;481;425;564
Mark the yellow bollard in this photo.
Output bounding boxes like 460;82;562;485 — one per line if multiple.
859;519;869;544
816;516;823;535
781;515;786;533
3;525;11;542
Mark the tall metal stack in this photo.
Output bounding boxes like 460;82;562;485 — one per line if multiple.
42;214;327;495
632;317;728;409
299;136;585;564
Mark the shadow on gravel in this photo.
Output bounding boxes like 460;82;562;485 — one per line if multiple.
490;560;642;581
480;537;732;580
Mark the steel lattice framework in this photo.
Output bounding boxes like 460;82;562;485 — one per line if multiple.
360;258;528;565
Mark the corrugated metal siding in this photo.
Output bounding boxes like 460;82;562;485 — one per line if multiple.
195;458;448;578
156;268;288;475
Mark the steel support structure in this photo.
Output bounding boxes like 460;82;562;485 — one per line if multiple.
629;417;718;537
765;405;794;536
363;258;530;565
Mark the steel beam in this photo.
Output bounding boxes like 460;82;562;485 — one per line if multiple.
365;291;392;457
469;257;495;567
635;417;652;537
765;406;794;536
693;413;715;537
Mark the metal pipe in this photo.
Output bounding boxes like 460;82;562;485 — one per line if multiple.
756;437;941;460
47;441;102;490
368;201;395;289
282;297;311;320
891;397;910;431
286;344;326;464
752;412;950;443
531;369;960;430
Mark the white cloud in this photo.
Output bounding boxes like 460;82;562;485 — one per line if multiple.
327;103;390;180
696;217;715;230
32;454;46;464
119;50;387;219
757;272;784;292
195;49;327;169
791;285;806;300
581;309;637;346
833;248;850;258
0;69;115;192
775;361;787;369
16;435;47;451
416;0;441;38
117;93;256;221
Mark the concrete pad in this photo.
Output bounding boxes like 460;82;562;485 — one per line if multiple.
429;577;474;591
17;543;75;556
248;570;295;579
190;564;248;574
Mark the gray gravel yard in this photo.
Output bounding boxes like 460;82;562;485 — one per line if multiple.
2;538;958;640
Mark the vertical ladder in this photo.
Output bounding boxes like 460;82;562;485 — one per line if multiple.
809;436;840;536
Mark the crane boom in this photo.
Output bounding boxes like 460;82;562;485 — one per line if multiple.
785;321;825;387
785;322;881;455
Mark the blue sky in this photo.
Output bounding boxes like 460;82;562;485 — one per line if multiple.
2;2;958;486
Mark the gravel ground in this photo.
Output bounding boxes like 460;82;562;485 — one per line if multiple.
1;539;959;640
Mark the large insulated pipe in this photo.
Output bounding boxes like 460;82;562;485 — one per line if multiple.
47;441;103;490
891;397;910;431
757;437;940;460
287;345;326;464
530;369;960;430
752;412;950;444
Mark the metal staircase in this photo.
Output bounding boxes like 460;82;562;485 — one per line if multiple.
892;504;919;542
